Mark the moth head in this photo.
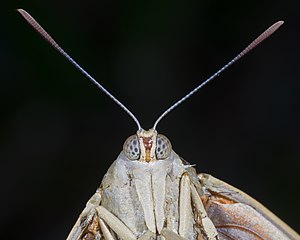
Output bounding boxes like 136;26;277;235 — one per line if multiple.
123;129;172;162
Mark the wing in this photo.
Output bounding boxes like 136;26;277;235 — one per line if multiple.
199;173;299;240
67;191;102;240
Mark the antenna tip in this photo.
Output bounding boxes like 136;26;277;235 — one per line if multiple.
264;21;284;38
278;20;285;24
16;9;27;17
271;20;285;31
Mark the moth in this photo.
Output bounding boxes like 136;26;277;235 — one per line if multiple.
18;9;299;240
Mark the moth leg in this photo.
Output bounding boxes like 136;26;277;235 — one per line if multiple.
160;229;187;240
137;230;156;240
67;190;102;240
96;205;136;240
99;218;116;240
179;172;192;239
190;184;218;240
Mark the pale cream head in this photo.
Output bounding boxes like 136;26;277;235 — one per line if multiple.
123;129;172;162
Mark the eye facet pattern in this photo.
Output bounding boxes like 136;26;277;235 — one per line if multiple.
155;134;172;160
123;135;140;160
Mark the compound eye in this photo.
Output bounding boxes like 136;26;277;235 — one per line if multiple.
123;135;140;160
155;134;172;160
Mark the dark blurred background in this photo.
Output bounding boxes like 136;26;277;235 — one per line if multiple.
1;0;299;239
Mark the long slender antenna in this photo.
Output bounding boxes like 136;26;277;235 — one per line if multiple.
153;21;284;130
17;9;142;130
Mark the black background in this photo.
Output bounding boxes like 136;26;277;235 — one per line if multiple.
1;0;299;239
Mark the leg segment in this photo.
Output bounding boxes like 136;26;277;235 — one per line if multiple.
99;218;116;240
190;184;218;239
179;172;192;239
96;206;136;240
161;229;187;240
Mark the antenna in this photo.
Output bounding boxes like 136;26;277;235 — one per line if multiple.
17;9;142;130
153;21;284;130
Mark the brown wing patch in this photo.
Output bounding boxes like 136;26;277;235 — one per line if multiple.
206;200;266;239
216;224;265;240
67;209;102;240
205;198;290;240
81;214;101;240
199;174;299;239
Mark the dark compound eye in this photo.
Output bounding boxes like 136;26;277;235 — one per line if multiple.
123;135;140;160
155;134;172;160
